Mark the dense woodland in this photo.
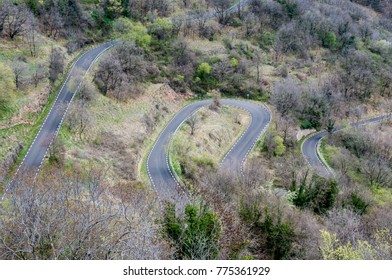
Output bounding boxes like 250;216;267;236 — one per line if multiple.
0;0;391;259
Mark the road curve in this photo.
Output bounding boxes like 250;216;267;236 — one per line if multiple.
147;99;271;211
302;114;392;178
11;41;117;182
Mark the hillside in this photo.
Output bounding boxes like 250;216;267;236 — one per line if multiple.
0;0;391;260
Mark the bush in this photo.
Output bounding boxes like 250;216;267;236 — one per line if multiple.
321;31;337;49
240;204;296;260
291;173;339;214
273;135;286;156
113;18;151;49
163;203;221;260
348;193;369;215
148;17;173;41
196;63;212;79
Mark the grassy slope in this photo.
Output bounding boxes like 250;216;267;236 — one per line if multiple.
0;38;87;184
171;105;250;183
50;80;187;187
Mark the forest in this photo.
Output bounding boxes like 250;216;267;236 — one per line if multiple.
0;0;391;260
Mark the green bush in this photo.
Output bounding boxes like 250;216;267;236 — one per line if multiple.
348;193;369;215
113;18;151;49
148;17;173;41
321;31;337;49
291;173;339;214
193;62;217;95
273;135;286;156
163;203;221;260
196;63;212;79
258;32;275;50
240;203;295;260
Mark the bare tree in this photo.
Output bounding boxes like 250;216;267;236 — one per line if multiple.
11;59;27;89
361;155;392;188
2;2;29;40
78;80;97;103
0;169;165;259
24;15;39;57
0;1;9;35
171;16;184;36
32;63;46;88
41;3;64;38
208;0;231;25
49;47;65;84
186;114;199;136
66;101;94;140
271;78;301;117
253;50;262;84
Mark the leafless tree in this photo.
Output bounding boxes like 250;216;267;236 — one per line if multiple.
48;138;65;167
252;50;262;84
78;80;97;103
24;15;39;57
0;169;166;259
241;158;267;190
186;114;199;136
32;63;46;88
41;3;64;38
263;131;276;159
49;47;65;84
271;78;302;117
95;42;150;100
249;0;286;30
11;59;27;89
361;155;391;188
192;9;208;37
0;1;9;35
341;50;375;100
325;208;365;245
208;0;231;25
276;115;295;146
66;100;94;140
171;16;184;36
2;1;29;40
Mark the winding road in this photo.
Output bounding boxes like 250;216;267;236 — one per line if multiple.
302;114;392;178
7;0;389;214
10;41;117;182
147;99;271;211
8;1;252;183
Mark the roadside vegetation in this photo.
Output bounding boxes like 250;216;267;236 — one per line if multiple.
171;104;250;189
1;0;392;259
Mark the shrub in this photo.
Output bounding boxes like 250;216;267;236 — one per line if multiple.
163;203;221;260
273;135;286;156
321;31;337;49
240;204;296;260
148;17;173;41
348;193;369;215
113;18;151;49
291;173;339;214
196;63;212;79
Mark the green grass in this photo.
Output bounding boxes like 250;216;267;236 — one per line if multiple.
1;46;90;182
297;135;307;155
319;138;338;167
371;187;392;205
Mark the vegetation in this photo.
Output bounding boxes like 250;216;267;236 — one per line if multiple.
1;0;392;260
163;203;221;260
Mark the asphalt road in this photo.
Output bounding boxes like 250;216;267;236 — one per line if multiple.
147;99;271;211
9;0;252;183
302;114;392;178
12;41;117;181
